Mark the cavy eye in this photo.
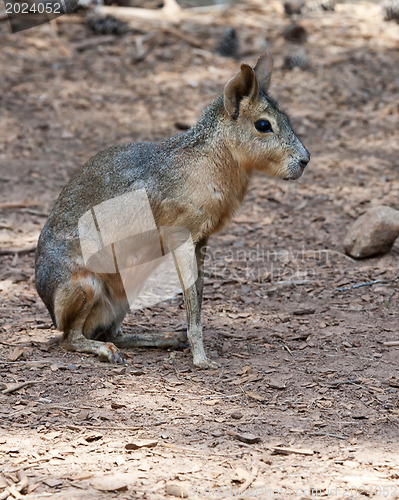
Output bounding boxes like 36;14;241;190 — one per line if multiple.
254;119;273;133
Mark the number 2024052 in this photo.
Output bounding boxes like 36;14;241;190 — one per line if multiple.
5;2;62;14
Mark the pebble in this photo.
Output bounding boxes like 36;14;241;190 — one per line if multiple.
230;411;243;420
165;483;189;498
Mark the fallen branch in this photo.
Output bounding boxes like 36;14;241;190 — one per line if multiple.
383;341;399;347
335;279;382;292
0;244;36;256
2;380;41;395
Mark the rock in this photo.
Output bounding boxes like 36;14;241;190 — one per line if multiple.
344;206;399;259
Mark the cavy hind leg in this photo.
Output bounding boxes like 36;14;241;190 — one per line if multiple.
55;273;125;364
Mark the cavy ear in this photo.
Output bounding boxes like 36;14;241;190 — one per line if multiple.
254;53;273;94
223;63;259;119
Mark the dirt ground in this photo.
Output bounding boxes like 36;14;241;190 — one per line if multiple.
1;1;399;498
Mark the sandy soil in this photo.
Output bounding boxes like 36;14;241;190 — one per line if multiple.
0;1;399;498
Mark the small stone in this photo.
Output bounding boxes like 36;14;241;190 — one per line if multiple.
283;24;307;43
90;474;132;492
344;206;399;258
283;51;310;71
165;483;189;498
215;28;239;59
235;432;262;444
230;411;243;420
268;379;286;390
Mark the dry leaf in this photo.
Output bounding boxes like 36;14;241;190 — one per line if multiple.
125;439;158;450
227;430;261;444
7;347;25;362
84;432;103;443
245;391;265;401
203;399;221;406
90;474;131;492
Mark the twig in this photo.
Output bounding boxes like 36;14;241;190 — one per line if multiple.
51;14;84;23
19;209;48;217
383;341;399;347
0;360;52;364
309;432;347;440
0;244;36;256
335;280;382;292
161;442;246;457
2;380;41;394
66;424;141;431
72;35;117;52
4;484;24;499
16;470;29;493
163;27;203;49
326;379;362;388
283;344;294;356
0;201;42;209
321;249;356;263
0;490;9;500
271;446;314;456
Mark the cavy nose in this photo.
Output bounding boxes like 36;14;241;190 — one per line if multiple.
299;156;310;169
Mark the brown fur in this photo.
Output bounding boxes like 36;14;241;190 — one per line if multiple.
35;54;310;368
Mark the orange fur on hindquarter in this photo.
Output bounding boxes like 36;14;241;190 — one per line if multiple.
54;271;101;334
